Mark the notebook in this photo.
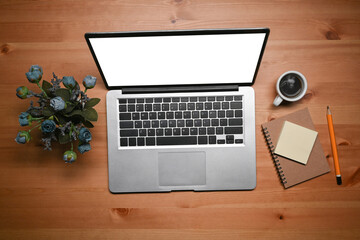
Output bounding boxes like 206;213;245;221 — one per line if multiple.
261;108;330;188
274;121;318;165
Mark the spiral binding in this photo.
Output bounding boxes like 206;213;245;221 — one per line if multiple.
262;127;287;185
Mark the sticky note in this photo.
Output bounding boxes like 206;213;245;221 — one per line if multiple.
274;121;318;164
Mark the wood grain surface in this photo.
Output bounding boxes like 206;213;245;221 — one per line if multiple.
1;0;360;239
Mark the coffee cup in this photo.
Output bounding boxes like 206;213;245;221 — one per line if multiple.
273;71;307;106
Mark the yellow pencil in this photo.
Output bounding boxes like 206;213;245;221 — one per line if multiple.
326;106;342;185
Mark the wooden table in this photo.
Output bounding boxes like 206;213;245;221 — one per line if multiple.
1;0;359;239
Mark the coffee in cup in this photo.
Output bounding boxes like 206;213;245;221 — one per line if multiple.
273;71;307;106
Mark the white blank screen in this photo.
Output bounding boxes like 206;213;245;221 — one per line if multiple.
89;33;266;87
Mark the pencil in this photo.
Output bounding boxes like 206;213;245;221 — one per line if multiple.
326;106;342;185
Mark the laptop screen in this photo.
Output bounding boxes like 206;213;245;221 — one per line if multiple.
86;29;268;88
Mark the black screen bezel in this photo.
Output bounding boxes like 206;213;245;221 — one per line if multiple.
85;28;270;90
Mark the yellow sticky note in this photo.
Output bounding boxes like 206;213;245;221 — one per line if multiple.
274;121;318;164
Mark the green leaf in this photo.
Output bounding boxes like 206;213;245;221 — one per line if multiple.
84;98;101;109
58;133;70;144
65;109;83;117
55;114;67;125
42;107;55;117
42;80;53;96
55;88;70;101
83;108;98;121
64;102;76;114
83;120;94;128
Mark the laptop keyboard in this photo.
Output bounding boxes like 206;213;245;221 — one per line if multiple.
118;95;244;147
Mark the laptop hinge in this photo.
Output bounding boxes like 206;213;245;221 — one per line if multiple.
121;84;239;94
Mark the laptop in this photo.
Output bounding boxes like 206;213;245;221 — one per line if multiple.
85;28;270;193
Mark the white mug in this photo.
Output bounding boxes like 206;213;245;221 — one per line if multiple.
273;71;307;106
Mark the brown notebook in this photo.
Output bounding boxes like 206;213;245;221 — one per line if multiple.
261;108;330;188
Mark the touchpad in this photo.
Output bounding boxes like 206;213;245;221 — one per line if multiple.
158;152;206;186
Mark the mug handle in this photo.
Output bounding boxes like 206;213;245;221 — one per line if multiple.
273;95;283;106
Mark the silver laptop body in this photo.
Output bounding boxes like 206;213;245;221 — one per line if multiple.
85;28;270;193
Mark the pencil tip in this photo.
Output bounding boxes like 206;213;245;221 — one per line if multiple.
327;106;329;110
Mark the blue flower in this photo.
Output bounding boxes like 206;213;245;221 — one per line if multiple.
26;65;43;83
19;112;32;126
50;96;66;111
83;75;97;89
41;119;56;133
62;76;76;89
63;151;77;163
29;65;43;75
15;131;31;144
26;71;42;83
78;127;92;143
78;143;91;154
16;86;29;99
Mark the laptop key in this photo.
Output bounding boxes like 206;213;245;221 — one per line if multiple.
158;112;165;119
119;105;126;112
173;128;181;135
192;111;200;118
137;137;145;146
199;127;206;135
179;103;186;110
156;129;164;136
120;129;138;137
175;112;183;119
188;103;195;110
153;104;161;111
160;120;168;128
163;98;171;103
235;139;244;144
216;127;223;134
120;121;133;128
235;110;243;117
145;98;153;103
165;129;172;136
217;139;225;144
222;102;229;109
148;129;155;136
182;128;189;135
129;138;136;146
181;97;189;102
213;102;221;109
146;137;156;146
119;99;126;104
230;102;242;109
139;129;147;136
145;104;152;111
120;113;131;120
229;118;243;126
198;136;207;144
157;136;197;145
169;120;176;127
154;98;162;103
225;127;243;134
162;104;169;111
190;128;198;135
166;112;174;119
225;96;233;101
120;138;128;146
234;96;242;101
135;121;142;128
141;112;148;120
209;136;216;144
149;112;157;119
136;98;144;103
128;104;135;111
128;99;135;103
143;121;151;128
132;113;140;120
226;110;234;118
